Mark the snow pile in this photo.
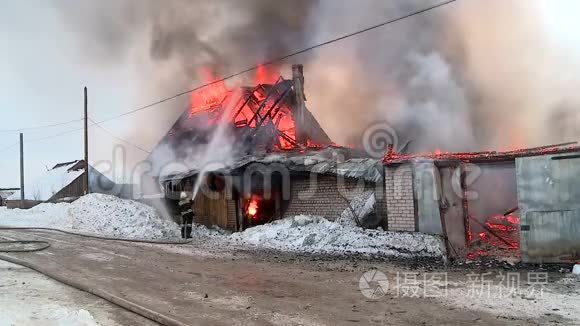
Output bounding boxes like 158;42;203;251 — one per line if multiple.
185;222;231;239
67;194;179;239
0;194;179;239
230;215;444;258
337;191;376;227
0;202;72;228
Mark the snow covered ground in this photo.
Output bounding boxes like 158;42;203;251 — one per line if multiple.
0;261;154;326
0;260;155;326
0;194;445;258
440;274;580;323
1;195;577;324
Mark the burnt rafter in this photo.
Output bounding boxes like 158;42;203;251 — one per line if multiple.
243;77;284;128
147;67;333;175
250;83;294;140
231;85;260;125
223;77;329;150
258;85;293;126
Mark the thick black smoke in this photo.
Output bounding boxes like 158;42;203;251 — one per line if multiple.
52;0;316;87
52;0;580;156
51;0;319;166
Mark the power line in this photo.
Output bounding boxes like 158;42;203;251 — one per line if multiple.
94;0;456;125
25;126;86;144
0;118;83;133
88;117;151;154
0;125;87;152
0;117;150;159
0;0;456;133
21;121;101;145
0;142;19;154
2;125;88;147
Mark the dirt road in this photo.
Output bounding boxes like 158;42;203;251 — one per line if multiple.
0;229;574;325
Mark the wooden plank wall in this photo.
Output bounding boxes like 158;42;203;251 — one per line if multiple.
49;175;86;201
193;190;237;230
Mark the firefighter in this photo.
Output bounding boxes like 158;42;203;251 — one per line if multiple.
179;192;194;239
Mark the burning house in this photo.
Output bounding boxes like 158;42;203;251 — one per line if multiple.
383;144;580;263
148;62;580;264
149;65;386;231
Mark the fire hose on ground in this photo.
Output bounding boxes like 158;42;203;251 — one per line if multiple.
0;226;192;326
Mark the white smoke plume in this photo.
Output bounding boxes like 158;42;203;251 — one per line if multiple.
305;0;580;151
52;0;580;163
447;0;580;150
52;0;315;186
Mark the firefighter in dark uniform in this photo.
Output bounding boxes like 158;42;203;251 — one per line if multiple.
179;192;194;239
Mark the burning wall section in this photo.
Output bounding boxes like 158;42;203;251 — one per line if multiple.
383;159;522;260
383;144;580;262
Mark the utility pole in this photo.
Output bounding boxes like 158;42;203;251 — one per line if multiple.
19;133;24;208
84;87;89;195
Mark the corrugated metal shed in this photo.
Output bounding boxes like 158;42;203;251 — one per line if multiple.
161;147;383;183
517;151;580;263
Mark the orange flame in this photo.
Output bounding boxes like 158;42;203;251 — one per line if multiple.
255;65;279;84
247;197;259;218
187;65;323;151
189;67;229;117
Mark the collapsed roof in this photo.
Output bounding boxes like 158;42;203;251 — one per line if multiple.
173;80;331;148
149;66;335;178
384;142;580;164
161;147;383;184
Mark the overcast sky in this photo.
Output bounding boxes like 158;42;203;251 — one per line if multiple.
0;2;143;187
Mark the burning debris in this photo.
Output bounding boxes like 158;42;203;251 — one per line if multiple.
384;142;580;164
187;65;305;150
383;142;580;264
156;64;332;166
243;194;277;228
466;209;521;261
246;196;259;218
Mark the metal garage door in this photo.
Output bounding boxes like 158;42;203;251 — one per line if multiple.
517;153;580;263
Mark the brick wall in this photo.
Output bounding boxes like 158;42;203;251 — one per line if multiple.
282;174;378;221
385;164;417;231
